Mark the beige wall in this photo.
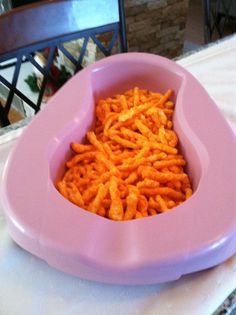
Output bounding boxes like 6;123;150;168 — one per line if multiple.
124;0;189;58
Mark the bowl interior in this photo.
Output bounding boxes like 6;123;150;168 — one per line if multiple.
48;59;201;203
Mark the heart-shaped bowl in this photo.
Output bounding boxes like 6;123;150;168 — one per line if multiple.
1;53;236;285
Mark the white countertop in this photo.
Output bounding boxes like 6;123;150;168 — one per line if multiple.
0;35;236;315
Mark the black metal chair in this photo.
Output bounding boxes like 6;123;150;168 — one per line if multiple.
203;0;236;43
0;0;127;127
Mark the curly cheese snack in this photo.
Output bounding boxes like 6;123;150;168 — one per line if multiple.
57;87;192;220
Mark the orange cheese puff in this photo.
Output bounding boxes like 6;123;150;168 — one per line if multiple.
135;119;156;139
145;142;177;154
137;195;149;217
67;183;84;208
158;125;168;144
139;187;184;201
165;130;178;147
142;166;187;183
167;200;176;208
133;87;140;106
71;143;94;153
124;186;139;220
95;152;120;176
57;181;69;198
124;172;138;184
118;102;152;122
120;95;128;110
157;89;172;107
156;195;168;212
86;131;106;155
108;176;124;221
82;185;99;204
120;127;147;142
135;212;143;219
146;152;167;163
185;188;193;199
109;134;139;149
104;113;118;136
137;179;160;189
88;183;109;214
153;159;186;170
148;208;157;216
66;152;96;168
148;197;160;211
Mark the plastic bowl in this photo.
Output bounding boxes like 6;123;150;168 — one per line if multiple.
1;53;236;284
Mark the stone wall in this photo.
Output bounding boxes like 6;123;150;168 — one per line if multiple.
124;0;189;58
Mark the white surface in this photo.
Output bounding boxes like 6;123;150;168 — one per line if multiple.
178;36;236;134
1;35;236;315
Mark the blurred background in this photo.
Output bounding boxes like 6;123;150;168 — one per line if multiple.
0;0;235;127
1;0;235;58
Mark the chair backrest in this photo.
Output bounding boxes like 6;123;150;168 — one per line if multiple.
203;0;236;43
0;0;127;127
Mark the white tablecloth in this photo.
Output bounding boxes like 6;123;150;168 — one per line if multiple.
1;35;236;315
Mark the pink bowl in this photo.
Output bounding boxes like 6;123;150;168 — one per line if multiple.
1;53;236;284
